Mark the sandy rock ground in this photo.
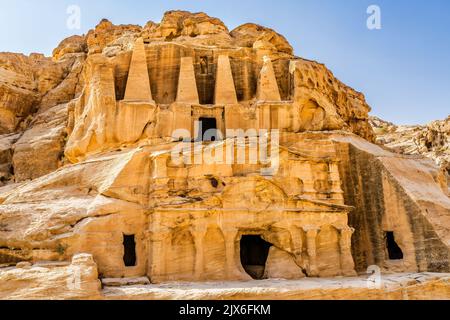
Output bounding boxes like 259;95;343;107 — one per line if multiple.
1;255;448;300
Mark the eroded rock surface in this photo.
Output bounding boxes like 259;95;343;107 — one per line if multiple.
370;116;450;177
12;103;68;182
0;254;101;300
0;34;86;184
0;11;448;300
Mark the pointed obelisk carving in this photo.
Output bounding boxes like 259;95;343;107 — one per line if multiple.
257;56;281;102
124;37;154;102
215;55;238;105
176;57;200;104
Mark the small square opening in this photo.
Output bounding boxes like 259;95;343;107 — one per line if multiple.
198;117;218;142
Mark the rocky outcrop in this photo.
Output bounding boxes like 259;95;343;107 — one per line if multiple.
333;133;450;273
370;116;450;176
290;60;374;141
86;19;141;55
2;257;447;300
103;273;450;300
0;254;102;300
39;55;86;111
0;11;447;300
12;103;68;182
0;134;20;184
151;10;229;38
231;23;293;55
52;35;87;61
0;53;40;134
0;36;86;183
0;146;146;260
0;49;85;131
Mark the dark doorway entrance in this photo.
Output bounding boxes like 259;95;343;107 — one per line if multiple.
123;234;137;267
198;117;218;142
385;232;404;260
240;235;272;280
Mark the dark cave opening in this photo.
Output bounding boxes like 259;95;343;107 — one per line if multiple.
198;117;218;142
123;234;137;267
240;235;272;280
385;231;404;260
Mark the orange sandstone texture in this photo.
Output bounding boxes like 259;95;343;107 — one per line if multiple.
0;11;448;300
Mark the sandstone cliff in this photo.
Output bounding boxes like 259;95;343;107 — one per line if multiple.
371;116;449;180
0;11;448;300
0;35;86;184
0;11;374;184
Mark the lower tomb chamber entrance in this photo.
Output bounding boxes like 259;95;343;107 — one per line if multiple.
240;235;272;280
385;231;404;260
123;234;137;267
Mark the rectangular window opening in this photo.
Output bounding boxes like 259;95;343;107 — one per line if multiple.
123;234;137;267
198;117;218;142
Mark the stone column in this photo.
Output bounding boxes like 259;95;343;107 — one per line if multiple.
148;231;171;283
289;225;303;265
191;226;207;280
223;228;248;280
339;227;357;276
304;227;319;277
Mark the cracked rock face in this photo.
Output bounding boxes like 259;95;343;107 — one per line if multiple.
370;116;450;179
0;10;448;300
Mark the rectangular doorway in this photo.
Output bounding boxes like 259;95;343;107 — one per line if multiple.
198;117;218;142
123;234;137;267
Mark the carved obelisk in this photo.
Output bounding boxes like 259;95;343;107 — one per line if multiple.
124;37;154;103
257;56;281;102
176;57;200;104
215;55;238;105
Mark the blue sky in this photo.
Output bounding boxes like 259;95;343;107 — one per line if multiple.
0;0;449;124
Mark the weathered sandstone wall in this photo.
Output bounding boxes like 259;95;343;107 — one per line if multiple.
334;134;449;273
0;11;447;299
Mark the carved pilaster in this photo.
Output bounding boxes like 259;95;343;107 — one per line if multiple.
339;227;357;276
303;226;319;277
191;226;207;280
148;231;171;283
288;225;303;264
222;228;247;280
